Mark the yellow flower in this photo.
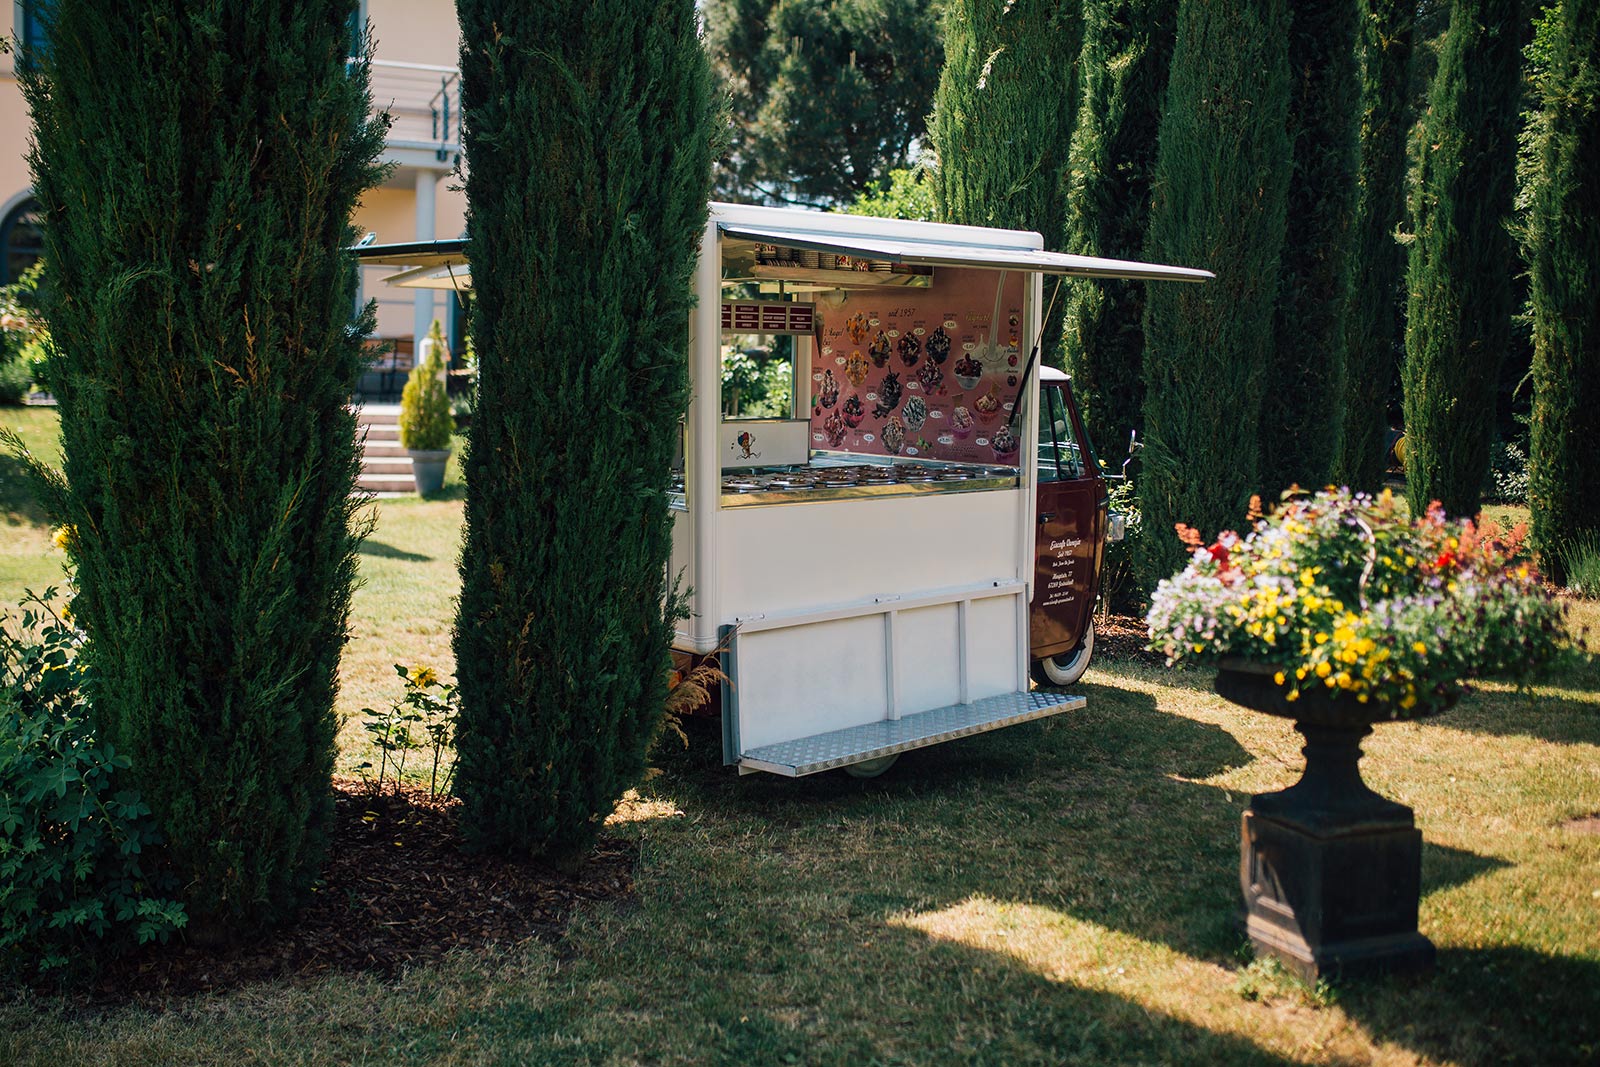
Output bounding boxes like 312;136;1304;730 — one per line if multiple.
52;525;76;552
407;665;438;689
1273;671;1286;686
1285;689;1300;702
1412;642;1427;655
1315;661;1332;678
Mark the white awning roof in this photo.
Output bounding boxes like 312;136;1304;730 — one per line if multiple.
718;223;1213;283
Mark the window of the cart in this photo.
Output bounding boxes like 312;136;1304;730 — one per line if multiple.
707;232;1031;508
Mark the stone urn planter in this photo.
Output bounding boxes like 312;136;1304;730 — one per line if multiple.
1216;658;1456;982
408;449;450;496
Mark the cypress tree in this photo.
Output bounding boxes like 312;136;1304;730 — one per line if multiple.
452;1;715;858
1335;0;1416;491
931;0;1083;239
1138;0;1292;583
18;2;386;933
1060;0;1178;456
1259;0;1361;496
1526;0;1600;582
1401;0;1523;517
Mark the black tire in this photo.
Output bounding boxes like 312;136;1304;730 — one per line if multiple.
1030;619;1095;687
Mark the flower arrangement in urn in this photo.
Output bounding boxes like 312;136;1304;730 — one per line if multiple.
1147;486;1573;981
1146;486;1567;716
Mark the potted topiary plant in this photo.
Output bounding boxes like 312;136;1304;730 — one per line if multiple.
398;324;453;496
1147;487;1570;980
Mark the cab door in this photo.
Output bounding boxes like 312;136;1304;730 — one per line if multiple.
1029;381;1106;661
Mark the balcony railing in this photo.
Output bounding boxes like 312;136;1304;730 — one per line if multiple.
366;59;461;162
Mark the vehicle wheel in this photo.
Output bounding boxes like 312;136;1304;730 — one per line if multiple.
843;753;900;778
1030;619;1095;688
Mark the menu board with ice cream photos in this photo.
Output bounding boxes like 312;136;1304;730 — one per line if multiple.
810;268;1026;467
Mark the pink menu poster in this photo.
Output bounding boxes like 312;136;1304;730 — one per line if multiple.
809;268;1026;466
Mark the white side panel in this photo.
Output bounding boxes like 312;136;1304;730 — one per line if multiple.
719;489;1023;620
894;605;963;715
719;419;811;469
736;617;888;749
967;595;1021;701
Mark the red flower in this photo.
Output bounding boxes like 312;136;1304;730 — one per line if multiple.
1434;550;1457;570
1207;541;1232;572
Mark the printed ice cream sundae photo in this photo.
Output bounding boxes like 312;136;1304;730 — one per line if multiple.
844;352;869;387
902;395;928;431
990;423;1019;461
973;383;1001;425
819;368;839;409
897;333;920;367
872;370;903;419
951;405;975;440
925;325;951;364
869;330;892;368
842;392;865;427
882;416;906;455
918;358;945;395
954;353;983;390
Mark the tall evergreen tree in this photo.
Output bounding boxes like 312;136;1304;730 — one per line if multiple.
931;0;1083;238
1060;0;1178;457
1138;0;1292;582
1259;0;1361;496
452;1;715;858
1401;0;1523;517
1335;0;1416;490
1525;0;1600;582
18;1;386;933
706;0;941;206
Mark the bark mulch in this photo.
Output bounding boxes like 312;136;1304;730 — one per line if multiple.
1094;611;1163;666
81;779;635;1001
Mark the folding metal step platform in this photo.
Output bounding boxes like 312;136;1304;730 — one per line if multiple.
738;689;1085;777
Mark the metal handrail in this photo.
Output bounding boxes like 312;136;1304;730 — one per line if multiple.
362;59;462;161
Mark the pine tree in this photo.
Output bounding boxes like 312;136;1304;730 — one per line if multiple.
1138;0;1292;583
1402;0;1523;517
705;0;941;206
17;1;386;933
1259;0;1361;496
452;1;715;858
1525;0;1600;581
1335;0;1416;491
1060;0;1178;457
932;0;1083;238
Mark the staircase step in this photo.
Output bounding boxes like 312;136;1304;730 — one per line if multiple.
362;442;411;458
362;457;415;476
363;425;401;442
357;472;417;492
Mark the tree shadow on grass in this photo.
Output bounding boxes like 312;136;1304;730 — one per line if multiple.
1428;677;1600;748
659;681;1505;972
0;446;49;528
357;538;433;563
1339;945;1600;1067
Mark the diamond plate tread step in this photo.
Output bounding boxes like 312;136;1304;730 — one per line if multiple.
739;689;1085;777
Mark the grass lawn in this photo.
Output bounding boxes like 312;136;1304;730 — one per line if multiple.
2;408;1598;1065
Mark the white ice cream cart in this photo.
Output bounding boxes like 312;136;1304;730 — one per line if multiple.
359;203;1208;777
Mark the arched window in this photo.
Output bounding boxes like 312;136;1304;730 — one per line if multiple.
0;198;44;286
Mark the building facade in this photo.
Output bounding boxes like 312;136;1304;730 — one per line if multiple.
1;1;468;385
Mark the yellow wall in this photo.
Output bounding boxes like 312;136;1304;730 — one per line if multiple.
2;6;35;216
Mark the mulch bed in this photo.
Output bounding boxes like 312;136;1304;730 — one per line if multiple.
1094;611;1164;666
78;780;635;1001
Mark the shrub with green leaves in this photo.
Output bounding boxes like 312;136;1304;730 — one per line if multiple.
453;0;716;860
0;591;184;978
18;1;387;935
399;337;453;452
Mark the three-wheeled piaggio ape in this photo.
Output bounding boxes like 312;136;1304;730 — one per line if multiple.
358;203;1210;777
